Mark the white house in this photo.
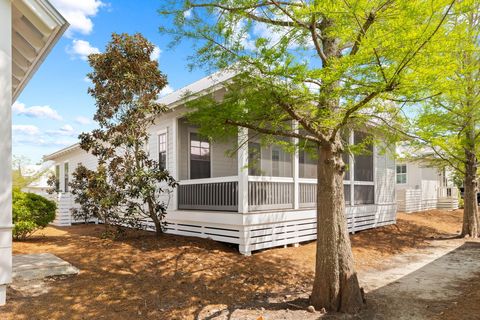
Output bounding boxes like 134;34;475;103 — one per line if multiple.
395;161;458;213
0;0;67;305
43;70;398;255
21;163;54;197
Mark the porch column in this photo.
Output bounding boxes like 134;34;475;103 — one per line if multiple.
237;127;249;214
170;117;178;210
0;0;13;305
293;121;299;209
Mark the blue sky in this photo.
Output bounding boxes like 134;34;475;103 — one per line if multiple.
13;0;204;164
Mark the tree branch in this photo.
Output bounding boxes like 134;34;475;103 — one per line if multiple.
225;119;320;143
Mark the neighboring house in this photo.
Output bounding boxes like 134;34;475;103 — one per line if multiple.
395;161;458;213
44;70;398;255
21;163;54;197
0;0;68;305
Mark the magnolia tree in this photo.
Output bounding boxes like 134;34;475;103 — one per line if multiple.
160;0;455;313
412;0;480;238
71;33;177;236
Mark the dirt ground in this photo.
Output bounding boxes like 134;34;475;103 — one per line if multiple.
0;209;477;320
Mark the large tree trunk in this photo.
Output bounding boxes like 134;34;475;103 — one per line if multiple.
310;142;364;313
462;148;479;238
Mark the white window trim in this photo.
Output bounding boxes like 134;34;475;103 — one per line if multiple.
187;128;213;180
157;128;168;170
63;161;70;193
396;164;407;184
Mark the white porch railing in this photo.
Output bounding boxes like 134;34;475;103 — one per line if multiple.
438;187;458;198
177;176;239;211
248;176;294;211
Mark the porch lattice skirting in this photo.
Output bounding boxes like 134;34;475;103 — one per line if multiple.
162;204;396;255
51;193;396;254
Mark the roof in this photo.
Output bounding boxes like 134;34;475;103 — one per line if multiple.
158;69;237;108
12;0;69;101
43;69;237;161
43;143;80;161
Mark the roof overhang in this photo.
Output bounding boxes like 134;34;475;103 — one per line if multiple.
43;143;80;161
12;0;68;101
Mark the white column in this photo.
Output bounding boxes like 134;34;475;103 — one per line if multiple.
170;117;178;210
292;121;299;210
0;0;13;306
237;127;249;214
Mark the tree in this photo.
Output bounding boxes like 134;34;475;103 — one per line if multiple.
71;33;177;236
12;190;56;240
412;0;480;238
159;0;455;313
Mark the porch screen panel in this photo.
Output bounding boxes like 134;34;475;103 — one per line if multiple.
299;149;317;179
266;145;292;177
354;185;374;204
190;132;211;179
248;142;262;175
353;131;373;181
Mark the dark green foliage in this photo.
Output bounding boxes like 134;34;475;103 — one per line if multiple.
12;189;56;240
70;33;177;235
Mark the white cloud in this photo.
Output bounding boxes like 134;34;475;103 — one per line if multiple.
46;124;76;137
50;0;104;36
83;76;92;84
160;85;174;96
183;9;192;19
12;101;62;121
75;116;92;125
150;46;161;61
12;125;40;136
68;39;100;60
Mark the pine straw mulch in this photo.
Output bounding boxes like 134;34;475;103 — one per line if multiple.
0;209;464;319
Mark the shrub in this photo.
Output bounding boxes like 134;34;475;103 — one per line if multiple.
12;189;56;240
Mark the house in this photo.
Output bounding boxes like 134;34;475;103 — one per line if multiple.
395;161;459;213
21;163;54;196
0;0;68;305
43;70;398;255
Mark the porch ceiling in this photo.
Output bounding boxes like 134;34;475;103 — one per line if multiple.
11;0;68;101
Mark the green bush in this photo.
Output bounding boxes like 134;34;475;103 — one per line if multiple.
12;189;56;240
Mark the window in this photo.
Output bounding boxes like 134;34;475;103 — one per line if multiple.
158;132;167;171
248;142;261;176
55;165;60;192
190;132;210;179
396;164;407;184
64;163;69;192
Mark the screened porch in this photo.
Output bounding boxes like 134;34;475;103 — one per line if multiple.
174;118;376;213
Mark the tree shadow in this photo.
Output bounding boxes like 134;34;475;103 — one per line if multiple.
358;241;480;320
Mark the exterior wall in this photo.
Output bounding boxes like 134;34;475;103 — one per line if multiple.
53;148;98;192
395;162;458;212
0;0;12;304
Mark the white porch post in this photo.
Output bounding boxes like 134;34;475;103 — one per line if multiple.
237;127;249;214
170;117;178;211
0;0;13;305
293;121;299;210
237;127;251;255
